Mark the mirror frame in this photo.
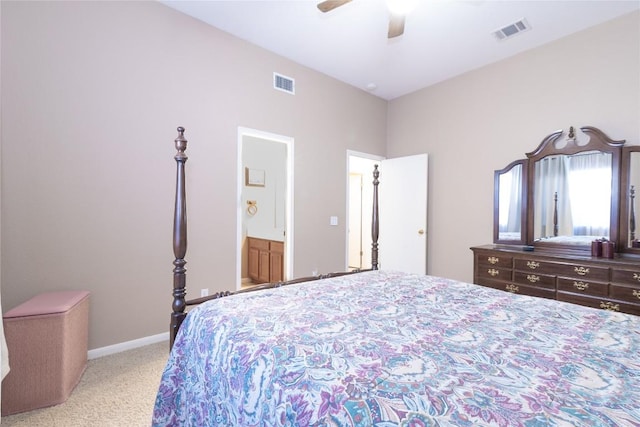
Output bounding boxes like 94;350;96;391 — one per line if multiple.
621;145;640;254
493;159;528;244
525;126;624;253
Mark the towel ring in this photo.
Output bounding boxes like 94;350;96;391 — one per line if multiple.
247;200;258;216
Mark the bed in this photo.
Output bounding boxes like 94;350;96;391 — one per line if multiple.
153;128;640;426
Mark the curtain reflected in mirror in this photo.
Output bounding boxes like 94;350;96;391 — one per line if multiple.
534;151;611;243
494;159;527;244
498;164;522;241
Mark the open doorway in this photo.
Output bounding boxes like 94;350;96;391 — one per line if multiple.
347;151;429;274
346;151;383;271
237;127;294;290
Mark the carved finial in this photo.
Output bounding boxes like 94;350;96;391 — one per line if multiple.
373;164;379;184
175;127;187;160
567;126;576;142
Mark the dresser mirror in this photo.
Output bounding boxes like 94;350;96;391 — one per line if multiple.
494;160;527;244
494;126;626;253
621;146;640;251
532;150;613;243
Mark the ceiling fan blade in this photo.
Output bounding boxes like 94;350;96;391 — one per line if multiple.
317;0;352;13
388;14;405;38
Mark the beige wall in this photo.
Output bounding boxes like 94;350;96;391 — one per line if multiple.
387;10;640;282
0;1;387;349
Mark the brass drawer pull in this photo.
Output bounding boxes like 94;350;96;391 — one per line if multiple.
634;273;640;282
526;261;540;270
505;284;519;293
527;274;540;283
633;290;640;300
487;256;499;265
600;301;620;312
574;266;589;276
573;281;589;291
488;269;499;277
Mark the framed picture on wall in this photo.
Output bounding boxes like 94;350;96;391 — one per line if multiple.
245;167;265;187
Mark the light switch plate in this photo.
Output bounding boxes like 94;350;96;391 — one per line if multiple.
330;216;338;226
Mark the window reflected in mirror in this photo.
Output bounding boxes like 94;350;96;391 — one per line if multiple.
533;151;612;244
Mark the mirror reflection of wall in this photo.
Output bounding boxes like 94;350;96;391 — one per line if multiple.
533;151;612;242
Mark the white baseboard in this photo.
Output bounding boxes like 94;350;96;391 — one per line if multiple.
87;332;169;360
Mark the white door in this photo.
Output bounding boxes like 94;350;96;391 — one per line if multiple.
378;154;428;274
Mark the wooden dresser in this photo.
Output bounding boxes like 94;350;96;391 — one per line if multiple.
471;245;640;316
248;237;284;284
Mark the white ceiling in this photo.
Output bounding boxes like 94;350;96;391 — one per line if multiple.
161;0;640;100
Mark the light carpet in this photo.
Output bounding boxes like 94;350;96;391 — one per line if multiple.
1;341;169;427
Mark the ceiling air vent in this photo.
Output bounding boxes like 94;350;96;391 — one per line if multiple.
492;18;531;41
274;73;295;95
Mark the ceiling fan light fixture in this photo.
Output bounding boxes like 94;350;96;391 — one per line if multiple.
386;0;417;16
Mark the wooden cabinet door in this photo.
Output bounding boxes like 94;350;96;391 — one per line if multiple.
270;241;284;282
248;246;260;281
270;251;283;282
258;250;270;284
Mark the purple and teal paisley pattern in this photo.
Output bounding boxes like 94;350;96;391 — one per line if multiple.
153;271;640;426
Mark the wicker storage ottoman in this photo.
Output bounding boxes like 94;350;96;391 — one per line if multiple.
1;290;89;416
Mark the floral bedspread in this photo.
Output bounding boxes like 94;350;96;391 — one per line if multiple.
153;270;640;426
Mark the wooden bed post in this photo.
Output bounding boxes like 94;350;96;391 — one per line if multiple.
553;191;559;237
371;164;379;270
631;185;636;242
170;127;188;348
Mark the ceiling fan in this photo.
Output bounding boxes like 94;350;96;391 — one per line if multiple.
317;0;409;38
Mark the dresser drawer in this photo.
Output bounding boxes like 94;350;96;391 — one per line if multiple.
513;259;608;281
477;266;512;282
513;271;555;289
476;253;512;268
557;292;640;316
476;279;552;299
609;284;640;304
557;292;610;311
611;269;640;286
502;282;556;299
476;277;509;290
558;264;609;281
513;258;553;272
557;277;608;297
